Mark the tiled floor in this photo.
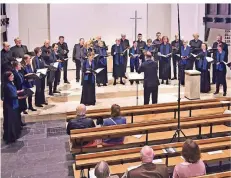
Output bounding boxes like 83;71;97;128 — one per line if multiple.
1;120;73;178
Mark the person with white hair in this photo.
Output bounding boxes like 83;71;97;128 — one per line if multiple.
11;37;29;58
124;146;169;178
111;38;126;85
189;33;203;70
94;161;119;178
66;104;95;140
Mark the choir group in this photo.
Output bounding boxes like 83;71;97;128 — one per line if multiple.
0;32;229;143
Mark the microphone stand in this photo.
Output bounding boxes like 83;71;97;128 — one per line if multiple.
170;4;187;143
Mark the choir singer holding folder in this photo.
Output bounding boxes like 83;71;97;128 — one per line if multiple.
81;52;96;106
32;47;48;107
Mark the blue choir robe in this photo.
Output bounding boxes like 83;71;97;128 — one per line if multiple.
129;47;140;72
3;81;21;143
80;60;96;105
111;44;125;78
47;51;61;84
12;69;27;111
22;64;34;88
159;43;172;80
144;45;154;53
215;50;227;86
180;46;191;85
96;47;108;84
197;51;211;93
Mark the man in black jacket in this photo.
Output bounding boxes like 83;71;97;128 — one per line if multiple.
57;36;70;83
120;34;130;76
72;38;87;82
138;51;160;105
11;37;29;58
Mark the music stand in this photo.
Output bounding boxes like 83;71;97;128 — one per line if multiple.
128;73;144;106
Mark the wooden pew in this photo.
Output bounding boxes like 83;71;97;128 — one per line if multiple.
70;114;231;154
196;171;231;177
73;137;231;178
67;98;231;122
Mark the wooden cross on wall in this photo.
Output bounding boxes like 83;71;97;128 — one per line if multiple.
130;10;142;41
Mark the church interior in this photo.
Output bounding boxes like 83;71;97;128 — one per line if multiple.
1;3;231;178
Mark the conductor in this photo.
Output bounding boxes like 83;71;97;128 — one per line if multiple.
138;51;160;105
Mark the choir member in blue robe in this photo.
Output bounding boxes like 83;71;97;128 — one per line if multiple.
197;43;211;93
212;35;229;84
12;61;28;114
129;41;140;85
21;55;36;111
189;33;202;70
137;33;146;63
45;43;62;95
95;41;108;87
111;39;125;85
80;52;96;106
3;71;24;143
214;44;227;96
159;36;172;85
144;39;154;56
179;41;191;85
32;47;48;107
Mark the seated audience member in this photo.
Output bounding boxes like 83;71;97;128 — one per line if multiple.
66;104;96;146
123;146;169;178
173;139;206;178
94;161;119;178
102;104;126;146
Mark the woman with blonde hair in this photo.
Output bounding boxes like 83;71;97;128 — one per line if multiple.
80;52;96;106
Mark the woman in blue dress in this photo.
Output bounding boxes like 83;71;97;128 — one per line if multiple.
3;71;25;143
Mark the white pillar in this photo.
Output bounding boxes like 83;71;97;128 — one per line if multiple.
6;4;19;45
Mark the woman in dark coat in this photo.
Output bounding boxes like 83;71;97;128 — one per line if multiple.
80;52;96;106
197;43;211;93
32;47;48;107
158;36;172;85
95;41;108;87
12;61;28;114
21;54;37;111
3;71;25;144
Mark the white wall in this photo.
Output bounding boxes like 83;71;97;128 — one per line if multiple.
147;4;171;39
171;4;205;42
50;4;148;69
6;4;19;46
18;4;49;51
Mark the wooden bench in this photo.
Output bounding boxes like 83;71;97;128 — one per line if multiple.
196;171;231;177
67;98;231;123
70;114;231;154
73;137;231;178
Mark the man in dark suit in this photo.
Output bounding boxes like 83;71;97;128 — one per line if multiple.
124;146;169;178
137;33;146;63
72;38;87;82
120;34;130;76
212;35;229;84
57;36;70;83
138;51;160;105
11;37;29;58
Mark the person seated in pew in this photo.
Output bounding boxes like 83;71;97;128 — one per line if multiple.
173;139;206;178
66;104;96;147
94;161;119;178
122;146;169;178
102;104;126;146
